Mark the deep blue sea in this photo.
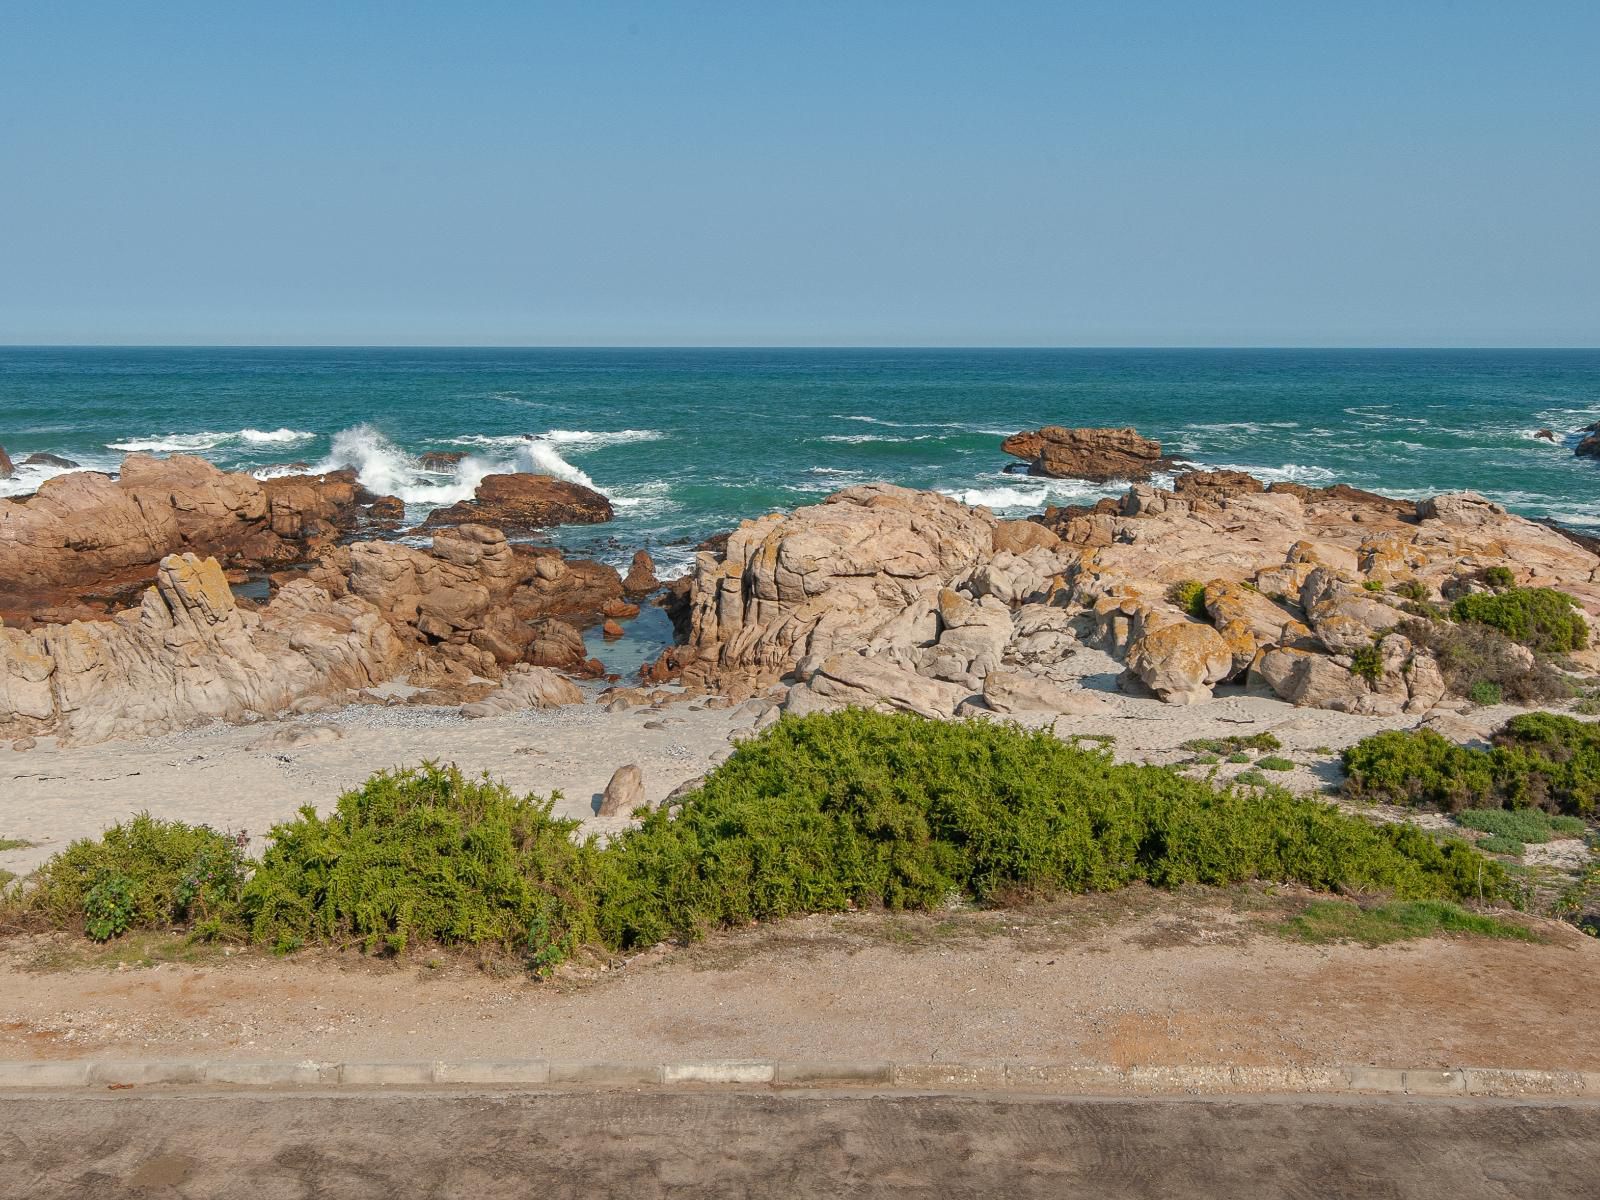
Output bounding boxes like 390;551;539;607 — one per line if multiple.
3;348;1597;575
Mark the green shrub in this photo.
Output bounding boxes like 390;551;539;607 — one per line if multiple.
7;714;1518;961
1401;618;1572;704
1234;769;1270;787
1281;899;1535;946
240;764;601;969
1362;579;1384;592
1451;587;1589;654
1227;752;1251;764
1482;566;1515;589
1167;579;1209;620
1455;807;1584;843
1468;681;1503;706
1181;733;1282;756
14;814;244;939
1342;713;1600;817
1257;756;1295;772
1475;835;1524;856
592;711;1507;950
1391;580;1430;602
1349;643;1384;684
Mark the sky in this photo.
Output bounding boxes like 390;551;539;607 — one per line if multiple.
1;1;1596;347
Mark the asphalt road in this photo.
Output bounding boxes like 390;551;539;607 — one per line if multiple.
1;1088;1594;1199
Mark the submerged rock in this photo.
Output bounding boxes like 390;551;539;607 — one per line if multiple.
21;452;79;469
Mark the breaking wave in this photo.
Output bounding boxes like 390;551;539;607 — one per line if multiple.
108;428;314;453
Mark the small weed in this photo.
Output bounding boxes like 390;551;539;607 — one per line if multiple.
1279;899;1537;947
1390;580;1430;602
1182;733;1282;756
1311;746;1334;756
1228;752;1252;764
1455;807;1586;843
1468;681;1503;706
1235;769;1270;787
0;838;35;854
1256;756;1295;772
1349;643;1384;684
1362;579;1384;592
1167;580;1209;620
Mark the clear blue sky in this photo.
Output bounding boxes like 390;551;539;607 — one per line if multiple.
2;1;1596;346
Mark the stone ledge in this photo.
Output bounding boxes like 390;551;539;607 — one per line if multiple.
0;1059;1592;1098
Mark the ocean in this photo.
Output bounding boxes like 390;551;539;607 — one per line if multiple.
3;347;1598;579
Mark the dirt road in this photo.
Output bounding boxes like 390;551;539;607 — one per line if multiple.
2;1088;1594;1199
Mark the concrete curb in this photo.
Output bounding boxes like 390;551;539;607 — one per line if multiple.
0;1059;1596;1098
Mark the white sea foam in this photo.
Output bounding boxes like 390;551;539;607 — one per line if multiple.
108;428;314;453
819;433;939;444
449;429;663;451
0;451;120;499
1213;461;1338;484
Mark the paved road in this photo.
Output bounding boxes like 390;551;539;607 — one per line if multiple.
1;1088;1593;1199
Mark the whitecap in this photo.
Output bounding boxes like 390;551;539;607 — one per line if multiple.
108;428;313;453
0;452;120;499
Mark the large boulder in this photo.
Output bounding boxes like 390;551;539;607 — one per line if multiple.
1000;426;1172;482
623;549;660;595
1577;423;1599;459
980;670;1111;716
0;445;13;479
597;764;645;817
420;473;613;532
786;653;971;719
1124;620;1234;705
459;664;583;717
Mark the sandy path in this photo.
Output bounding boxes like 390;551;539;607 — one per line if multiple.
2;889;1595;1071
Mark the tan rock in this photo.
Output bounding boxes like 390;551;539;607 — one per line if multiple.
1001;427;1172;481
981;670;1111;716
420;473;613;532
459;665;584;717
597;764;645;817
787;653;971;719
623;549;660;595
1124;621;1234;705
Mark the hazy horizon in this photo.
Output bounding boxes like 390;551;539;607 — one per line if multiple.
3;2;1597;347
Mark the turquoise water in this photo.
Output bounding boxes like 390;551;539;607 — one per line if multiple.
3;348;1597;575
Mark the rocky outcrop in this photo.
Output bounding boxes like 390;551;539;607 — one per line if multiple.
21;453;79;469
1577;422;1599;459
419;451;467;471
0;455;397;625
0;446;14;478
0;553;404;744
1001;427;1173;482
419;473;613;532
310;524;621;680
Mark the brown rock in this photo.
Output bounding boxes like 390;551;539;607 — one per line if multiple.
0;445;11;479
1578;424;1600;459
1173;469;1265;499
1000;426;1172;482
419;451;467;470
623;549;660;595
1534;429;1556;442
602;599;640;619
597;763;646;817
602;619;624;640
420;473;613;532
991;520;1063;556
21;453;78;469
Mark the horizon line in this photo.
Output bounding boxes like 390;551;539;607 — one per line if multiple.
4;344;1600;353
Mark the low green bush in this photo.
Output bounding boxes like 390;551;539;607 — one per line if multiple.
1475;835;1524;856
1167;579;1209;620
12;814;244;939
1256;756;1295;772
1362;579;1384;592
592;712;1507;950
6;713;1517;964
1280;899;1535;946
1468;681;1504;706
240;764;602;967
1451;587;1589;654
1342;713;1600;817
1401;618;1572;704
1227;752;1251;764
1482;566;1515;590
1455;807;1586;843
1391;580;1430;602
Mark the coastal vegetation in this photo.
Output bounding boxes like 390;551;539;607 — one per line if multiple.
2;712;1514;972
1342;712;1600;817
1449;586;1589;655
